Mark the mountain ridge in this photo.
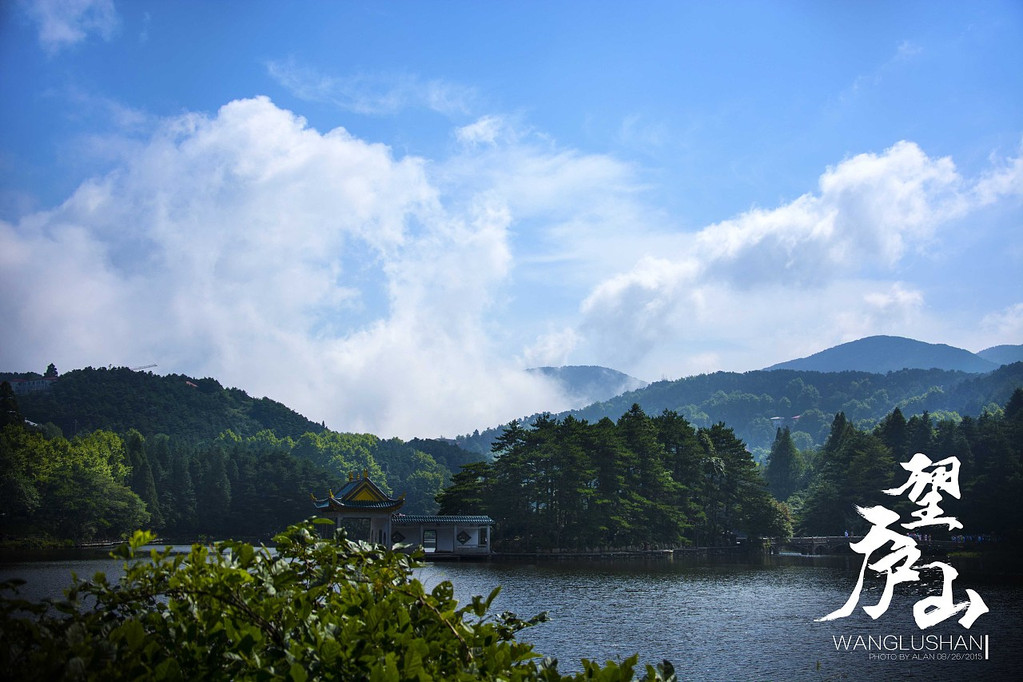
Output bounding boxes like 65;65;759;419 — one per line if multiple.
5;336;1020;459
456;363;1023;461
764;335;1006;373
977;344;1023;366
1;366;326;442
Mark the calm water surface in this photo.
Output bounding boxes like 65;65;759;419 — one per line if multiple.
3;550;1020;681
417;555;1022;681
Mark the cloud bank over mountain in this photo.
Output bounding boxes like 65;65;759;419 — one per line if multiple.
0;97;567;436
2;4;1021;437
580;140;1023;375
2;95;1020;437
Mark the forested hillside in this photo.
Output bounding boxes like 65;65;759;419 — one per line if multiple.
4;362;1020;551
4;366;325;441
0;369;481;545
440;406;790;551
978;344;1023;365
772;390;1023;540
442;391;1023;551
0;419;469;544
457;363;1023;461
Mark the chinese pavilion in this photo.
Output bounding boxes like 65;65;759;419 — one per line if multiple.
312;471;494;557
311;471;405;546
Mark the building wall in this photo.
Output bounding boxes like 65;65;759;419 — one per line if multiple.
369;517;391;546
325;512;392;545
10;378;56;394
398;524;491;554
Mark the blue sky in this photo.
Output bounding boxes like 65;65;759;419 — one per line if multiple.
1;1;1021;438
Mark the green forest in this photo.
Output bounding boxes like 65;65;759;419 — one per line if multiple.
2;364;1022;552
0;370;477;545
439;407;790;549
441;394;1023;551
785;394;1023;539
5;366;328;442
457;363;1023;462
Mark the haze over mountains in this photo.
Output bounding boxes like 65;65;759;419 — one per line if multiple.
528;336;1021;407
979;345;1023;367
4;335;1021;459
460;335;1023;460
526;366;648;407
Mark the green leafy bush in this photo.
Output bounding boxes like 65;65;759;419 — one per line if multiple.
1;520;675;681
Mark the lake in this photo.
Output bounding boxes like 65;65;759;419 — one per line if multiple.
2;550;1020;681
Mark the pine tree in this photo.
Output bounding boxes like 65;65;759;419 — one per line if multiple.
0;381;23;428
875;407;908;460
765;427;802;501
197;448;232;535
124;429;164;529
436;461;493;515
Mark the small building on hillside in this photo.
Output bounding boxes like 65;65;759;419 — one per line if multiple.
312;472;493;558
9;377;58;394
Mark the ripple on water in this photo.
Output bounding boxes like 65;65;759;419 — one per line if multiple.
418;557;1022;681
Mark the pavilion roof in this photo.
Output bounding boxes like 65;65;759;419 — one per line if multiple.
391;514;494;526
311;472;405;513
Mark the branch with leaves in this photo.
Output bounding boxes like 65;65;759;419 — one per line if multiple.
1;519;676;681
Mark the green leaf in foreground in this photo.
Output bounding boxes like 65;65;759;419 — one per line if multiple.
0;520;675;681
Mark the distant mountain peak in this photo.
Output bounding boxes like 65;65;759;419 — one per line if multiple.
977;344;1023;366
765;335;999;374
527;365;648;406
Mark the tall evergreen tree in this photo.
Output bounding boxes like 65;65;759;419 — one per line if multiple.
653;410;703;545
436;461;493;515
550;415;596;547
0;381;23;428
905;412;935;457
1005;387;1023;422
799;416;895;535
765;427;802;502
165;447;197;533
124;429;164;529
197;448;232;535
490;419;535;546
589;416;630;546
874;407;908;460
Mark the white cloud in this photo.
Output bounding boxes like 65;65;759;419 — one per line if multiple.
981;303;1023;342
22;0;119;55
576;141;1017;377
863;282;925;318
266;59;475;116
2;94;1019;435
695;141;965;287
438;125;663;284
521;327;581;368
974;147;1023;206
839;38;925;104
617;113;672;155
896;40;923;60
833;282;928;344
0;219;134;358
0;96;567;437
455;116;509;148
580;256;699;366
